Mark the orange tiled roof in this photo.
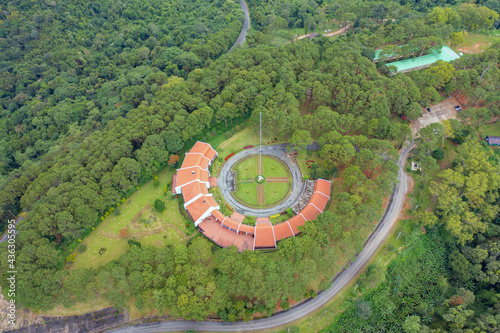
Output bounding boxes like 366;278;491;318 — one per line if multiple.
182;181;209;204
190;141;217;161
273;222;294;241
315;179;332;197
198;217;254;252
301;204;322;221
309;192;329;212
222;218;241;231
181;153;210;170
287;214;306;234
176;166;209;189
211;210;226;222
254;222;276;249
238;223;255;235
185;195;218;223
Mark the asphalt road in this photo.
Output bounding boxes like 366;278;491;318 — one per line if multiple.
228;0;250;52
106;142;414;333
218;143;304;217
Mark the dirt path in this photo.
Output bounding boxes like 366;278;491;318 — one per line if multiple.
257;184;265;205
295;24;351;40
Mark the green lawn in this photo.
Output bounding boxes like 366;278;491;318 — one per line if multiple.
481;122;500;137
451;33;500;53
231;155;292;208
217;126;281;157
264;182;291;205
233;182;258;206
235;157;258;180
70;167;194;270
262;156;290;178
296;152;325;179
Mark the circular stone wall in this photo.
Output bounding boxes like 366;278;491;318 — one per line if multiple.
218;144;304;217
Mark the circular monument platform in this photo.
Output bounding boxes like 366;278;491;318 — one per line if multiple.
218;144;304;217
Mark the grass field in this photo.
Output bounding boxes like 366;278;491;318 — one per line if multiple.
70;167;194;270
264;182;291;205
232;155;292;208
262;157;290;178
452;33;500;53
481;122;500;137
235;157;258;180
217;126;280;156
234;182;259;206
296;151;325;178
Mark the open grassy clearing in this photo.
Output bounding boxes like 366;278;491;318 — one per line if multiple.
481;121;500;137
70;167;193;270
452;33;500;53
216;126;281;157
36;297;111;316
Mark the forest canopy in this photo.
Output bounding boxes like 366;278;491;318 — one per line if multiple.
0;0;500;330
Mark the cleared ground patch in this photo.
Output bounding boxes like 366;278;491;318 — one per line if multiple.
454;33;500;54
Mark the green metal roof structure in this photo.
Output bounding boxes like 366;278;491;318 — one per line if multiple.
373;45;406;62
386;46;460;73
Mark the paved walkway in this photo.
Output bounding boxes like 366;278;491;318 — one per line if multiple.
218;144;305;217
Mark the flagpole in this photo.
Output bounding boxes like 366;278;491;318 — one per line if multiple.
260;111;262;176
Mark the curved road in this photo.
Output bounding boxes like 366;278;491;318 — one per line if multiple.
229;0;250;52
218;144;304;217
107;141;414;333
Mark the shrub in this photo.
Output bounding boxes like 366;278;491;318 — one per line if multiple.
114;208;121;216
127;239;142;248
286;207;293;217
77;244;87;253
66;253;77;263
433;148;444;160
154;199;166;212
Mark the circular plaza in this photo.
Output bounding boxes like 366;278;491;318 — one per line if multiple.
218;144;305;217
231;154;292;209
